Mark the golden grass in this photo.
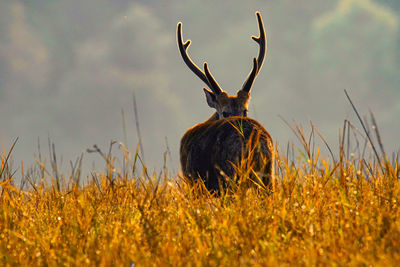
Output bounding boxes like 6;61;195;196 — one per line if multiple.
0;140;399;266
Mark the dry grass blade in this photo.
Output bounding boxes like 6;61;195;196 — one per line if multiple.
311;122;336;163
0;137;19;179
369;110;386;158
344;89;382;168
132;91;145;164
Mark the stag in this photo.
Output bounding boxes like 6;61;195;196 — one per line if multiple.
178;12;273;192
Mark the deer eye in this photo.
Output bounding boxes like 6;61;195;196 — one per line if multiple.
243;110;248;117
222;112;229;118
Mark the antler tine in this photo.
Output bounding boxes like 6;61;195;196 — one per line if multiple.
240;58;258;93
252;11;266;73
177;22;222;94
204;63;223;95
240;11;267;93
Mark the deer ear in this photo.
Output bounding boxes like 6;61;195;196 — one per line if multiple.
203;88;218;108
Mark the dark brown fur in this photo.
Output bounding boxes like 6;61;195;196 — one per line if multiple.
180;117;273;191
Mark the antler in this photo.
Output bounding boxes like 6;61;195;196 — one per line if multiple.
241;58;258;93
177;22;222;95
204;63;223;94
240;11;266;93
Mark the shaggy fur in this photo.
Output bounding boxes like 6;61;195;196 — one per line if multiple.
180;117;273;191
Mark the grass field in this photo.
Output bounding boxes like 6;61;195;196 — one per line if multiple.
1;116;399;266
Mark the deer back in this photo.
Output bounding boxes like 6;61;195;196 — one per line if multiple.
180;117;273;191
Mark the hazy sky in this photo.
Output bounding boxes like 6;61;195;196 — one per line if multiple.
1;0;399;181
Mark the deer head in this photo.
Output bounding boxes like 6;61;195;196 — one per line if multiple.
177;12;266;119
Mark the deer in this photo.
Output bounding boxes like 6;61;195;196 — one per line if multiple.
177;11;274;192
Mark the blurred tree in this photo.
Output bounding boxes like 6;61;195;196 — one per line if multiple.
377;0;400;13
312;0;399;93
377;0;400;67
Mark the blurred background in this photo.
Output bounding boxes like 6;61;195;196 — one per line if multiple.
0;0;399;179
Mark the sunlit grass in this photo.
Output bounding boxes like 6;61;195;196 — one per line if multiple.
1;132;399;266
1;98;400;266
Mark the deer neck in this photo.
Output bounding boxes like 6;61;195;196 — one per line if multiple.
206;112;220;122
